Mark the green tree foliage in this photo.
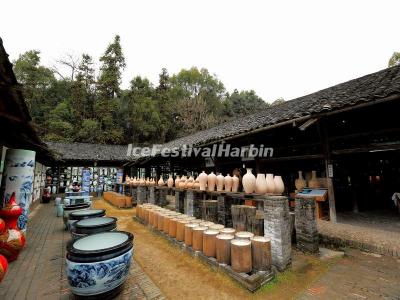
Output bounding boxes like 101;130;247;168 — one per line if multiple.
388;52;400;67
13;36;269;145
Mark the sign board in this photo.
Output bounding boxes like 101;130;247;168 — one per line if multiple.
328;164;333;178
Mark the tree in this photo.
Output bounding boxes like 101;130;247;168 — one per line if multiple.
97;35;126;99
388;52;400;67
223;89;268;119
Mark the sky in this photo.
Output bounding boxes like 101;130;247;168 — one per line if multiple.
1;0;399;102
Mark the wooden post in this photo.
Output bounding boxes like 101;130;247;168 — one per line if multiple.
216;234;234;264
319;120;337;223
231;239;252;273
251;236;272;271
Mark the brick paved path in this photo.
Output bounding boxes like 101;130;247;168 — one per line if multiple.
0;202;163;300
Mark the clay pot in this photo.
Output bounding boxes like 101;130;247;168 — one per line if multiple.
175;175;181;188
167;175;174;188
207;172;217;191
273;176;285;195
199;171;208;191
232;175;239;192
309;171;320;188
216;173;224;191
224;174;233;192
242;168;256;194
158;176;165;186
179;177;187;189
0;229;26;261
255;174;267;194
265;174;275;193
0;193;22;230
295;171;306;191
0;254;8;282
186;176;195;189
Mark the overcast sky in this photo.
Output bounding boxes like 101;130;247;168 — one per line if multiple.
2;0;399;102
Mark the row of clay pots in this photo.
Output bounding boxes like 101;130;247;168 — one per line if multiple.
197;171;240;192
136;204;272;273
241;168;285;195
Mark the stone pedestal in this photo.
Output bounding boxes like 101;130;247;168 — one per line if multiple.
148;187;155;204
264;196;291;271
175;190;185;213
295;197;319;254
185;190;195;216
131;187;137;203
158;188;168;207
136;186;147;204
217;195;232;227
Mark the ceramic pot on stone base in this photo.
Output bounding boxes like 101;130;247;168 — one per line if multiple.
255;174;268;194
295;171;306;191
199;171;208;191
265;174;275;194
232;175;239;192
273;176;285;195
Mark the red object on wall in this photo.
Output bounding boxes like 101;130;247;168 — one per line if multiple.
0;254;8;282
0;218;5;234
0;193;23;230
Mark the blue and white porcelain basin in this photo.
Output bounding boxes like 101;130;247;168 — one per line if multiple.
66;231;134;297
71;217;117;240
68;209;106;231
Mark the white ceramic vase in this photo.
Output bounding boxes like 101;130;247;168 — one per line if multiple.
167;175;174;188
207;172;217;191
224;174;233;192
265;173;275;193
198;171;208;191
255;173;268;194
274;175;285;195
158;175;164;186
295;171;306;190
216;173;224;191
242;168;256;194
232;175;239;192
174;176;181;188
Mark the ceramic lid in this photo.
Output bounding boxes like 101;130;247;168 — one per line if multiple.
63;203;90;210
75;217;116;228
251;236;271;243
235;231;254;239
216;234;234;240
231;239;251;246
72;231;132;252
70;209;105;217
204;229;219;235
220;228;235;234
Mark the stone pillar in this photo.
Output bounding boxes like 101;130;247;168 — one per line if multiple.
217;195;232;227
264;196;291;271
295;197;319;254
158;188;167;207
193;191;203;219
131;187;137;203
136;186;147;204
185;190;195;216
148;186;155;204
175;190;185;213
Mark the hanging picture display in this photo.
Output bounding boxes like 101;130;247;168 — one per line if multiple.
81;168;91;196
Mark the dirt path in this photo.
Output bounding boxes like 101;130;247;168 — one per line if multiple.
93;199;331;300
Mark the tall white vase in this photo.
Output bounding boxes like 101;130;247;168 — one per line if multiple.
224;174;233;192
216;173;224;191
207;172;217;191
265;173;275;194
274;175;285;195
255;173;268;194
198;171;208;191
174;175;181;188
242;168;256;194
232;175;239;192
2;149;36;232
167;175;174;188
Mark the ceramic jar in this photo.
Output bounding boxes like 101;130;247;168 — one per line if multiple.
295;171;307;190
255;174;268;194
207;172;217;191
198;171;208;191
224;174;233;192
0;254;8;282
0;193;22;230
68;209;106;231
232;175;240;192
1;149;36;232
71;217;117;240
158;176;165;186
167;175;174;188
242;168;256;194
186;176;195;189
273;176;285;195
265;174;275;194
0;229;26;261
66;231;133;298
63;203;91;230
174;176;181;188
216;173;224;191
309;171;320;188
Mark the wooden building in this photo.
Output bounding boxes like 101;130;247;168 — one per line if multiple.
126;65;400;222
